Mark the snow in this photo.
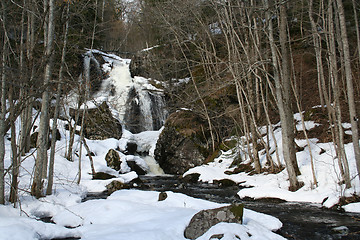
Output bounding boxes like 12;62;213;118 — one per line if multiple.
184;125;360;213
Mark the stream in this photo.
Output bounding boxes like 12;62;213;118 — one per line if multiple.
127;175;360;240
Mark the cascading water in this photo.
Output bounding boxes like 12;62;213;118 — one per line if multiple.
91;51;168;134
85;50;167;175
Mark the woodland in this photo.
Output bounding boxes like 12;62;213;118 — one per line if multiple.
0;0;360;212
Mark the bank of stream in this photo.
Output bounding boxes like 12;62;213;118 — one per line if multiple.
127;175;360;240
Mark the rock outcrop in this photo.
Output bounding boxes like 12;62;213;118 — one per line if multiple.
105;149;122;171
70;102;122;140
184;204;244;239
154;110;213;175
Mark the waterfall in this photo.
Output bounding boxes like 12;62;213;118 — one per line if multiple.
80;50;167;175
90;51;168;134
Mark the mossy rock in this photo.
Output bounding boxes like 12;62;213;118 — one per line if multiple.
230;203;244;223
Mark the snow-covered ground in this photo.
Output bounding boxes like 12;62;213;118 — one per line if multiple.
185;111;360;213
0;117;285;240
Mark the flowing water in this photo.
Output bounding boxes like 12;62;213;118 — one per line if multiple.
132;175;360;240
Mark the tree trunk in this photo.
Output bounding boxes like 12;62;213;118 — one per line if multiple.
265;0;300;191
9;84;19;204
327;0;351;188
0;0;8;205
336;0;360;183
47;2;70;195
32;0;55;198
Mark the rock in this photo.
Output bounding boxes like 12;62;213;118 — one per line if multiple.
92;172;116;180
332;226;349;236
158;192;168;201
129;52;151;78
30;132;38;149
128;177;144;188
154;110;213;175
30;128;61;149
105;149;122;171
182;173;200;184
184;204;244;239
210;234;224;239
213;179;237;187
126;160;147;175
126;142;138;155
71;102;122;140
106;180;130;195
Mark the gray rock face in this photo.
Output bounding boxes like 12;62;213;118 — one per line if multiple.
154;110;212;175
105;149;121;171
184;204;244;239
71;102;122;140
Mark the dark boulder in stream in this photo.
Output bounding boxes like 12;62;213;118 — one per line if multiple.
154;110;213;175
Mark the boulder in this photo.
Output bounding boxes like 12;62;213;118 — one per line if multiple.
70;102;122;140
126;160;147;175
158;192;168;201
213;179;237;187
106;180;130;195
154;110;213;175
181;173;200;184
184;204;244;239
105;149;122;171
92;172;116;180
125;142;138;155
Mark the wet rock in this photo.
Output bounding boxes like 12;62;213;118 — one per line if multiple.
92;172;116;180
128;177;144;188
158;192;168;201
213;179;237;187
182;173;200;184
70;102;122;140
126;160;147;175
332;226;349;236
154;110;213;175
126;142;138;155
105;149;122;171
184;204;244;239
106;180;130;195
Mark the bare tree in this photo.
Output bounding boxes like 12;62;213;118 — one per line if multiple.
335;0;360;183
32;0;55;198
0;0;8;204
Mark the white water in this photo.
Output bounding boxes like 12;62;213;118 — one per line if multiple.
142;156;165;175
91;53;167;132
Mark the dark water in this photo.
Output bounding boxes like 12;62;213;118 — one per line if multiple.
132;175;360;240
